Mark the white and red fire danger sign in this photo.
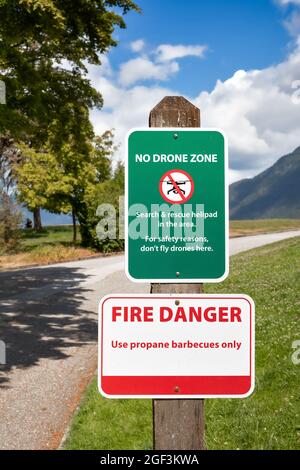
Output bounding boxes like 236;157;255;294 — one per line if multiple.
98;294;255;399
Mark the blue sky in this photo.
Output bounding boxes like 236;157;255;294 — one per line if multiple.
43;0;300;224
112;0;291;95
87;0;300;183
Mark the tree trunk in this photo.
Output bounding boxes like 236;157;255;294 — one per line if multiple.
33;207;42;231
72;207;77;244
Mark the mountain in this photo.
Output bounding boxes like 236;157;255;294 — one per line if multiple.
230;146;300;219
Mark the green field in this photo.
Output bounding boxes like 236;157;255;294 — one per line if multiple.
64;237;300;450
0;225;97;270
230;218;300;237
19;219;300;250
21;225;75;248
1;219;299;270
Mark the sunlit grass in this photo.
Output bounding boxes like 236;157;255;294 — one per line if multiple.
1;220;299;269
230;218;300;237
0;226;96;269
64;237;300;450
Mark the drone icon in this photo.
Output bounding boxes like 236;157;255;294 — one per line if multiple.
159;169;194;204
166;180;189;195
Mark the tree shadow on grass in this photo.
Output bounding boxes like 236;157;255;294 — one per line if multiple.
0;265;96;388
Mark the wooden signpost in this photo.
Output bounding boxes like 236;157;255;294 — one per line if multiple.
150;96;205;450
99;95;254;451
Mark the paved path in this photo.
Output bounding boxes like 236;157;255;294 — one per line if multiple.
0;230;299;449
229;230;300;255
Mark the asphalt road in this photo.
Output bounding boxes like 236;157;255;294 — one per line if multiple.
0;230;299;449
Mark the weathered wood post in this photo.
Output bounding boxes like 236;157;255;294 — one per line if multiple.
149;96;205;450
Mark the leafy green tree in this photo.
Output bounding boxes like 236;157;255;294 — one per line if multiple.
13;144;72;214
85;162;125;251
0;0;139;139
47;103;115;244
0;0;139;229
14;126;116;245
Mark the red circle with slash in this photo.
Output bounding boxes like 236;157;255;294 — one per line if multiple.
159;169;194;204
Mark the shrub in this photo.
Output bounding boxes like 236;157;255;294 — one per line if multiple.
82;163;124;252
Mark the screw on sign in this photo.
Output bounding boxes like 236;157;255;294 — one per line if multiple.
159;169;194;204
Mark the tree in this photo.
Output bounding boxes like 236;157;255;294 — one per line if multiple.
14;125;116;245
13;144;72;220
47;103;115;244
0;0;139;138
84;162;125;251
0;0;139;228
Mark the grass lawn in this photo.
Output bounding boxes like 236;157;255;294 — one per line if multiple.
0;219;299;270
64;237;300;450
0;225;96;270
230;218;300;238
21;225;76;248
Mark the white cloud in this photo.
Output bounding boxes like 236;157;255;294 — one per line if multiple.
118;42;207;87
89;37;300;184
119;39;206;86
194;37;300;181
156;44;207;63
87;55;113;84
284;10;300;35
277;0;300;5
119;56;179;86
130;39;145;53
276;0;300;37
90;80;176;161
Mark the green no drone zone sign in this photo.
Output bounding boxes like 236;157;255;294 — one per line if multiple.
125;128;229;283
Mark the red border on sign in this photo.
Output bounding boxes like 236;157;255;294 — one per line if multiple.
100;296;253;397
101;375;251;396
159;169;194;204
